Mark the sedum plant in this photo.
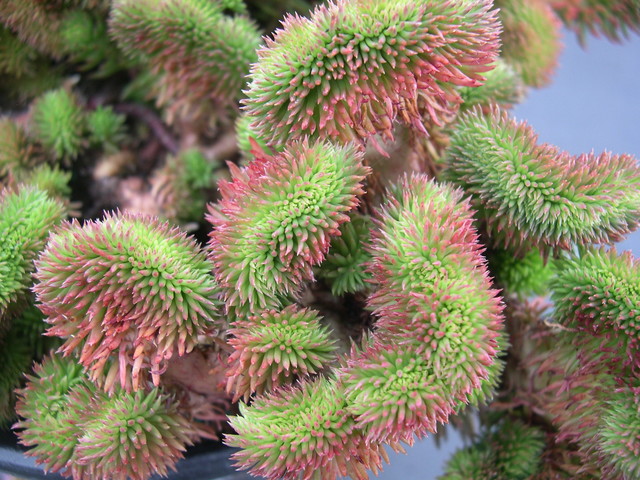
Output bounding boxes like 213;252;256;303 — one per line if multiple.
208;138;369;315
496;0;562;87
226;305;337;401
150;148;223;226
59;9;124;75
33;212;223;392
109;0;261;119
0;0;639;479
316;212;373;296
488;247;556;297
549;0;640;43
13;164;72;201
86;105;127;152
551;247;640;364
440;417;546;479
0;116;39;177
444;105;640;253
243;0;501;148
0;187;66;320
227;376;392;480
14;355;201;480
458;58;525;112
0;304;53;425
29;87;86;161
340;175;505;445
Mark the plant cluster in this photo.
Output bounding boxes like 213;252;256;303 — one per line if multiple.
0;0;639;479
14;355;201;480
34;212;223;392
441;417;546;479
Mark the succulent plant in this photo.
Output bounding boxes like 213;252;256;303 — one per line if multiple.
342;174;505;443
0;25;41;78
235;113;272;161
496;0;562;87
0;304;50;425
14;164;72;201
0;116;38;177
14;354;89;475
243;0;501;147
208;139;369;315
1;0;639;478
551;247;640;363
0;0;65;58
226;305;337;400
226;174;507;474
550;0;640;43
109;0;261;114
439;447;494;480
493;418;546;479
525;328;640;479
34;211;223;391
0;187;66;319
597;383;640;478
15;354;200;480
86;106;127;152
60;9;123;75
75;387;199;480
459;58;525;111
219;0;248;14
316;213;373;296
440;418;546;480
366;174;501;333
150;148;219;225
226;376;390;480
445;105;640;252
489;247;555;297
343;343;455;444
30;88;86;161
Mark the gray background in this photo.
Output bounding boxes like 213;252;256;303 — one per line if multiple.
377;28;640;480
